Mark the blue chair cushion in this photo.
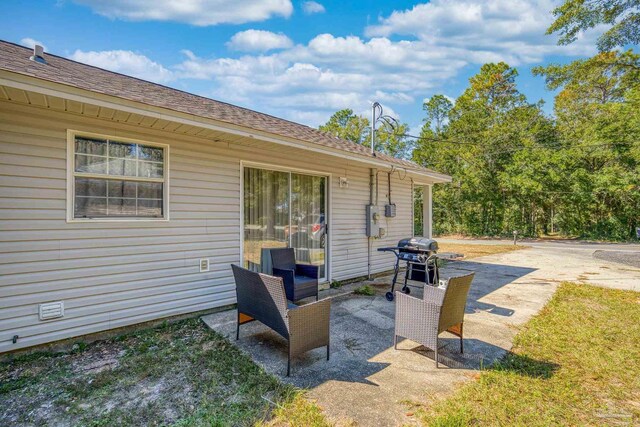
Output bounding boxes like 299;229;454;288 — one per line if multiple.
294;275;317;288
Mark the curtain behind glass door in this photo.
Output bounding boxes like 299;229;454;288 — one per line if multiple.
290;174;326;279
243;168;289;271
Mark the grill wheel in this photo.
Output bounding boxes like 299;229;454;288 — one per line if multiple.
385;286;410;301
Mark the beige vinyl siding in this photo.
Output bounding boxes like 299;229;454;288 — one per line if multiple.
0;98;423;353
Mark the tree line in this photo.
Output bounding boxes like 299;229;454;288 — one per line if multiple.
318;0;639;240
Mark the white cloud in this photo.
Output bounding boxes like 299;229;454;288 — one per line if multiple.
69;50;174;83
67;0;604;127
375;91;414;105
20;38;47;51
73;0;293;26
172;7;598;127
302;1;325;14
300;34;466;77
365;0;598;65
227;30;293;52
173;34;455;125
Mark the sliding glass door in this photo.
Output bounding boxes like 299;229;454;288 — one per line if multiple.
243;168;290;271
290;173;326;278
243;166;327;280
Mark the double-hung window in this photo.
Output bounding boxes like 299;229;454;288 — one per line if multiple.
68;131;168;220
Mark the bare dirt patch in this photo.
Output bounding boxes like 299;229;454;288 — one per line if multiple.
438;242;528;259
0;319;296;426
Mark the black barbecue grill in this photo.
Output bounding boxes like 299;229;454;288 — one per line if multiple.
378;237;440;301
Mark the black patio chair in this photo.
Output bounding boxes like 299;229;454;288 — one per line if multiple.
231;264;330;376
270;248;319;302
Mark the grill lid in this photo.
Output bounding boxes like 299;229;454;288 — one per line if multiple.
397;237;438;252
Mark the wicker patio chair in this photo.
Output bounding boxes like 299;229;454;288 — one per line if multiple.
394;273;474;367
231;264;330;376
270;248;319;302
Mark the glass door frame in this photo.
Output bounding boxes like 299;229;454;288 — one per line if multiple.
240;160;331;282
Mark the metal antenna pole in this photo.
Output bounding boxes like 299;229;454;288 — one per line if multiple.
371;102;376;156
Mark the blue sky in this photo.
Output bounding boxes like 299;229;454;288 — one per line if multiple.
0;0;603;133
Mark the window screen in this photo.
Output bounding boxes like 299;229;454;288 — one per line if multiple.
72;135;166;219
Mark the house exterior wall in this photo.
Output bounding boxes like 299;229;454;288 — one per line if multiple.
0;99;427;353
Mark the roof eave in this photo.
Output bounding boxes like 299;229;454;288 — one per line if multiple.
0;70;452;183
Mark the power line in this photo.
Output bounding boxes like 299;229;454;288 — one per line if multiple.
477;141;632;158
402;133;480;146
368;108;636;160
402;131;634;156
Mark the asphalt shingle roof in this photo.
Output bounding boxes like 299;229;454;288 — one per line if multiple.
0;40;447;178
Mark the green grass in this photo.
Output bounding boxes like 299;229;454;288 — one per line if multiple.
353;285;375;296
258;393;335;427
0;318;323;426
329;280;343;289
417;282;640;426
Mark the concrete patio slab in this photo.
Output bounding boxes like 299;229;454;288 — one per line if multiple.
202;243;640;426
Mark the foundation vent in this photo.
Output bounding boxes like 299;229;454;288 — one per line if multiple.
39;301;64;320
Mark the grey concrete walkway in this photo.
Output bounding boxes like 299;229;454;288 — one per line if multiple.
440;237;640;252
439;238;640;291
202;243;640;426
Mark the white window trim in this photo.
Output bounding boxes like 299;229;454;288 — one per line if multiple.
66;129;170;223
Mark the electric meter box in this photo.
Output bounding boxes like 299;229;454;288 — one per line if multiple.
366;205;380;237
385;203;396;218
